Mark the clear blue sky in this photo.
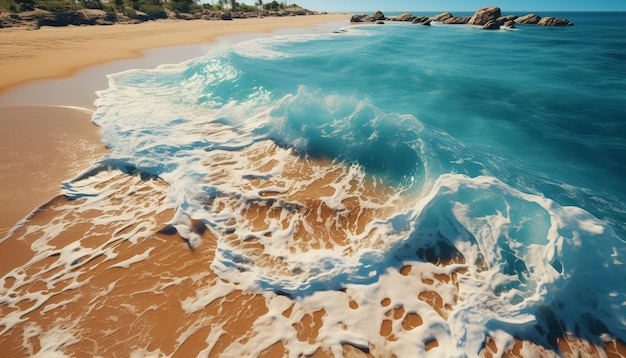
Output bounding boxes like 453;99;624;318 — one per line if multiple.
293;0;626;12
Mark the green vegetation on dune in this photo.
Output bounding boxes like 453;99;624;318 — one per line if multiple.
0;0;303;17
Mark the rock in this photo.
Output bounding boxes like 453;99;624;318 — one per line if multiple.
351;10;384;23
220;12;232;20
496;15;518;23
230;11;248;18
350;14;376;22
392;13;416;22
502;20;516;29
482;20;500;30
115;13;139;24
515;13;541;24
431;12;452;22
177;13;196;20
18;9;121;27
17;9;56;27
468;6;501;25
375;20;385;25
164;8;176;18
538;16;574;26
133;10;151;21
443;16;470;24
77;9;118;24
200;10;222;20
411;16;430;24
372;10;386;21
0;11;25;28
284;7;306;15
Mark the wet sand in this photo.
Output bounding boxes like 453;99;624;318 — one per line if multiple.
0;106;107;236
0;14;346;234
0;14;347;92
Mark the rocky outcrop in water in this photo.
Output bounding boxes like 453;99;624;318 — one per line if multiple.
538;16;574;26
515;14;541;24
468;6;501;25
444;16;470;24
390;13;416;22
411;16;431;25
482;20;501;30
372;10;386;21
431;12;453;22
497;15;518;23
350;7;573;29
502;20;516;29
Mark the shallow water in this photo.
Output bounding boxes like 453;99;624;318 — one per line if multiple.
2;12;626;357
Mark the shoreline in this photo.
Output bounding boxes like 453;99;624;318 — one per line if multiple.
0;14;348;94
0;106;107;236
0;14;347;232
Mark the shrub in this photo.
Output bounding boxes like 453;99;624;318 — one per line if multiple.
164;0;196;14
35;0;75;12
123;5;136;17
16;0;37;11
138;3;165;17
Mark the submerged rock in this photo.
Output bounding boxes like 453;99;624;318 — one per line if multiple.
538;16;574;26
468;6;501;25
515;13;541;24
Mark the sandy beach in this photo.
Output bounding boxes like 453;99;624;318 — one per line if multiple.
0;15;347;92
1;13;625;358
0;14;367;357
0;14;346;230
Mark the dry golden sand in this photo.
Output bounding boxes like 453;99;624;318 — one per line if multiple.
1;15;626;357
0;14;347;92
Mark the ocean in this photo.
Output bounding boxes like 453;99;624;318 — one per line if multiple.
2;11;626;357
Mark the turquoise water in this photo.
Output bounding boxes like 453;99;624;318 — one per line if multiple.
84;12;626;354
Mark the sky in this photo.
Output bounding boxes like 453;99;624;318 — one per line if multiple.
293;0;626;12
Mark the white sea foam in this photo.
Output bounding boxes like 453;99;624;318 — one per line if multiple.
86;36;626;352
4;20;626;356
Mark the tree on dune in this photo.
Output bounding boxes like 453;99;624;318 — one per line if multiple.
263;0;282;10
